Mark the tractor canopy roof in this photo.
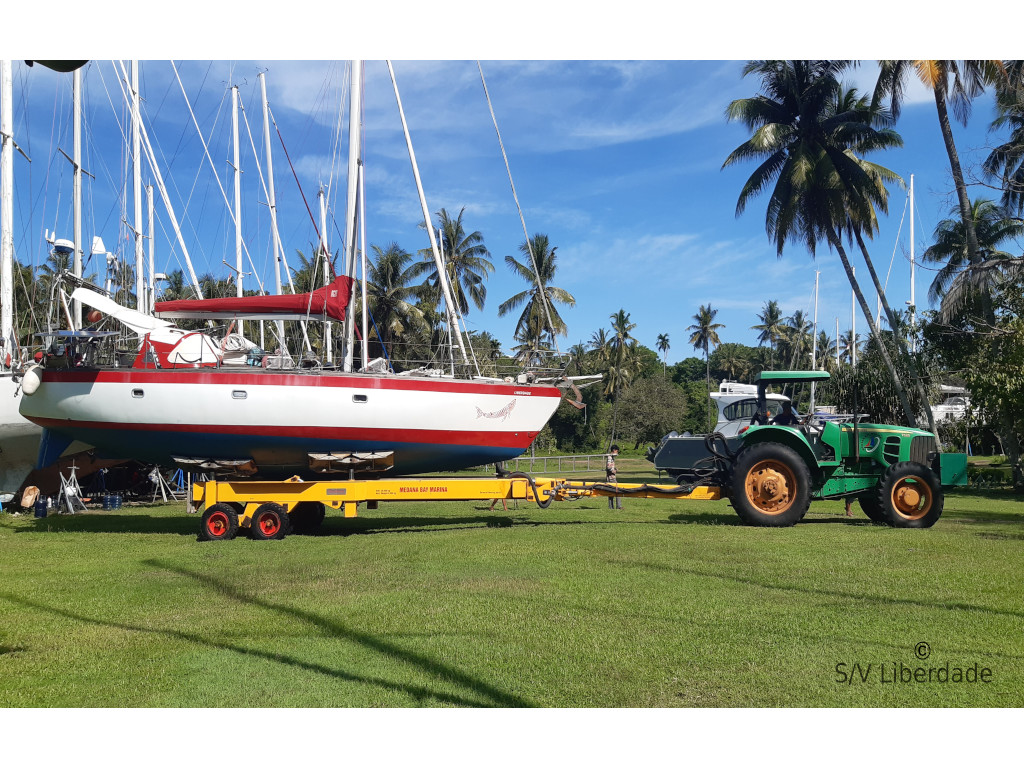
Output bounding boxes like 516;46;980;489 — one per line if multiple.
754;370;831;386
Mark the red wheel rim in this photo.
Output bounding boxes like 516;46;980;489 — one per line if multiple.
257;512;280;536
207;511;229;537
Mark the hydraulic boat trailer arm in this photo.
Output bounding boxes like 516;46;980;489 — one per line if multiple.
191;473;721;540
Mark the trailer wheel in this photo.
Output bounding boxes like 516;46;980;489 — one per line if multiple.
199;504;240;541
289;502;326;534
877;462;943;528
857;493;888;523
730;442;811;527
249;503;289;540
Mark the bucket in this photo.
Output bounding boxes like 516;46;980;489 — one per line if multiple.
34;499;47;518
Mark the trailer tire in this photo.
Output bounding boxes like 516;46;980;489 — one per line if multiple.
289;502;326;534
877;462;943;528
249;503;289;540
199;504;240;541
858;493;888;523
730;442;811;527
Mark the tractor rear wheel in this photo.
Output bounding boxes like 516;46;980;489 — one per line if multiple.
730;442;811;527
877;462;943;528
249;503;289;540
199;503;240;541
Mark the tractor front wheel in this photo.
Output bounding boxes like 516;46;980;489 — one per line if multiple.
877;462;943;528
858;493;888;523
730;442;812;527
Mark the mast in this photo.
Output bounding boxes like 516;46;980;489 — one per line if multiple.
387;60;468;367
359;161;369;370
851;267;856;367
341;60;362;372
232;85;242;299
810;270;819;414
909;173;916;354
319;186;332;364
147;185;154;313
259;72;285;347
1;61;13;363
116;61;203;299
132;61;144;310
72;67;82;328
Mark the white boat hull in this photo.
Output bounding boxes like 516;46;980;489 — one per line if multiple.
20;367;562;477
0;374;42;494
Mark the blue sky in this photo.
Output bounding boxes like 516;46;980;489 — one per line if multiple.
4;48;1012;364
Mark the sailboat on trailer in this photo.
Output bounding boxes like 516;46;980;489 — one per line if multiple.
19;61;574;479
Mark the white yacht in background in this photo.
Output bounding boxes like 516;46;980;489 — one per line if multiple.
710;380;791;437
931;385;970;424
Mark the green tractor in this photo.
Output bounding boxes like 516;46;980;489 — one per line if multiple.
647;371;968;528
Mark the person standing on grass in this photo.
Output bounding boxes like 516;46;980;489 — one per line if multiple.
606;444;623;509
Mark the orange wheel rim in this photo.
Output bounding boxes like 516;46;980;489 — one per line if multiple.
891;477;932;520
744;459;796;515
207;511;229;537
257;513;280;536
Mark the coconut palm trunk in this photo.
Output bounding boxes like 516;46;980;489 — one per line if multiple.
852;229;937;437
826;229;917;424
933;84;983;268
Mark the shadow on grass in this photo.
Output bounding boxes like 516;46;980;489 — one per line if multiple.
16;514;199;536
665;512;742;526
617;560;1024;620
1;561;533;707
322;515;517;537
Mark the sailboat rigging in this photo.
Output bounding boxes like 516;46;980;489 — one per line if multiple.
19;60;577;480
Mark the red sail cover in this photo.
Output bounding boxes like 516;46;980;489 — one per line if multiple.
155;276;353;323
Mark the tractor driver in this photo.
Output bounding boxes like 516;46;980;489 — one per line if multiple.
770;401;802;426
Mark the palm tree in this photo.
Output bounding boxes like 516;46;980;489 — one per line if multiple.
782;309;813;370
724;60;919;427
715;342;750;381
157;270;190;302
498;234;575;353
567;341;590;377
414;207;494;316
656;332;670;374
688;303;724;429
816;331;838;370
874;60;1006;267
923;198;1024;322
839;330;862;365
364;243;429;367
607;309;638;445
589;328;610;372
984;61;1024;216
752;299;784;368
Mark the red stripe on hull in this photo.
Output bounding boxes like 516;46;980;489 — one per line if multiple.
29;417;541;449
39;368;562;398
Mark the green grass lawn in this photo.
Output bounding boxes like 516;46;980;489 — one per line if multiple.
1;465;1022;707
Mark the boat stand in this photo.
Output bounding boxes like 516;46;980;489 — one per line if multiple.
58;463;88;515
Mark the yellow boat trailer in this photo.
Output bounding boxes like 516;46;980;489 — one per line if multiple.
191;475;722;541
